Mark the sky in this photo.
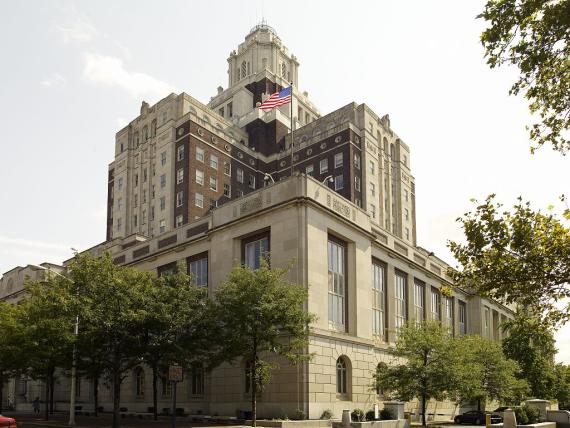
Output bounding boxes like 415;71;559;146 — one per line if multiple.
0;1;569;362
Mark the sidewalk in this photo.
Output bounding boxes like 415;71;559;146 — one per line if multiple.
3;412;244;428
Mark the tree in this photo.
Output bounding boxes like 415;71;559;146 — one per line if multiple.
69;253;154;428
16;274;76;420
479;0;570;154
454;335;528;410
554;364;570;409
374;321;457;427
211;260;315;427
502;312;559;398
140;264;207;421
448;195;570;325
0;302;26;414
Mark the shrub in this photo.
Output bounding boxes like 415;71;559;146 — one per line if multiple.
514;406;529;425
351;408;366;422
292;409;306;420
320;409;333;420
365;410;376;421
524;406;540;424
380;408;394;420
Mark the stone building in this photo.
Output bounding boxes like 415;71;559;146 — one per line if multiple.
1;24;514;420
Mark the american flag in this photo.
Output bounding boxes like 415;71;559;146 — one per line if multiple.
259;86;292;111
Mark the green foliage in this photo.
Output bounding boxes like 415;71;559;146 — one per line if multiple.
502;312;558;399
211;259;315;426
448;195;570;325
524;405;540;424
380;408;394;420
351;409;365;422
554;364;570;408
515;406;529;425
320;409;333;420
454;334;529;406
292;409;306;420
374;321;458;426
479;0;570;154
365;410;376;421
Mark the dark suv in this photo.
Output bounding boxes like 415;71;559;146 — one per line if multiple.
454;410;503;425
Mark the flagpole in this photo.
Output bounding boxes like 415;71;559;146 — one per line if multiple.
290;83;294;177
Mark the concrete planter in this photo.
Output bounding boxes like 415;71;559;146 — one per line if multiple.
252;420;333;428
332;419;407;428
517;423;556;428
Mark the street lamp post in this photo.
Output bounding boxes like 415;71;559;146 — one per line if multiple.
322;175;334;185
31;265;78;426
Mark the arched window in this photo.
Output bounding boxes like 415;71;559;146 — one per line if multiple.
134;367;145;397
191;363;204;396
281;62;286;78
241;61;247;79
134;132;139;148
150;119;157;137
161;373;172;397
336;356;349;394
390;143;396;159
383;138;388;153
142;125;148;141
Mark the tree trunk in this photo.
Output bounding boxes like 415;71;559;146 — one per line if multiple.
421;393;427;427
49;367;55;415
93;374;99;417
112;369;121;428
0;371;4;414
251;356;257;428
152;364;158;421
44;369;50;421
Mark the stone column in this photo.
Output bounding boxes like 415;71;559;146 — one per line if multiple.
386;263;396;343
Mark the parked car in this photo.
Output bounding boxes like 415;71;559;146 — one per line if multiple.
0;415;17;428
454;410;503;425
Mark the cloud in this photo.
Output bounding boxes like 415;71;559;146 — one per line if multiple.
82;53;176;102
57;14;98;44
41;73;67;88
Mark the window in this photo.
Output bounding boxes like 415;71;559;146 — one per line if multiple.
404;189;409;202
223;183;231;197
175;214;183;227
134;194;138;207
134;174;139;187
237;168;244;183
188;253;208;287
443;296;454;333
334;153;343;168
142;210;147;224
196;147;204;162
405;227;410;240
336;357;349;395
195;193;204;208
414;280;425;321
75;376;81;398
355;176;361;191
369;160;375;175
116;217;122;230
328;237;346;330
159;219;165;233
334;175;343;190
395;271;407;331
405;208;409;221
161;373;172;397
177;168;184;184
370;182;376;196
160;174;166;188
210;199;218;209
160;197;165;211
243;232;270;270
224;162;231;176
372;261;386;338
210;154;218;170
143;168;147;182
191;363;204;396
117;177;123;190
241;61;247;78
133;214;138;227
219;107;225;117
117;198;123;210
458;301;467;335
143;189;147;203
176;191;183;207
177;145;184;161
320;158;328;174
228;102;233;118
248;174;256;189
196;170;204;185
306;164;314;176
484;307;490;338
431;288;441;321
354;153;361;169
209;176;218;191
161;151;167;166
135;368;145;397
